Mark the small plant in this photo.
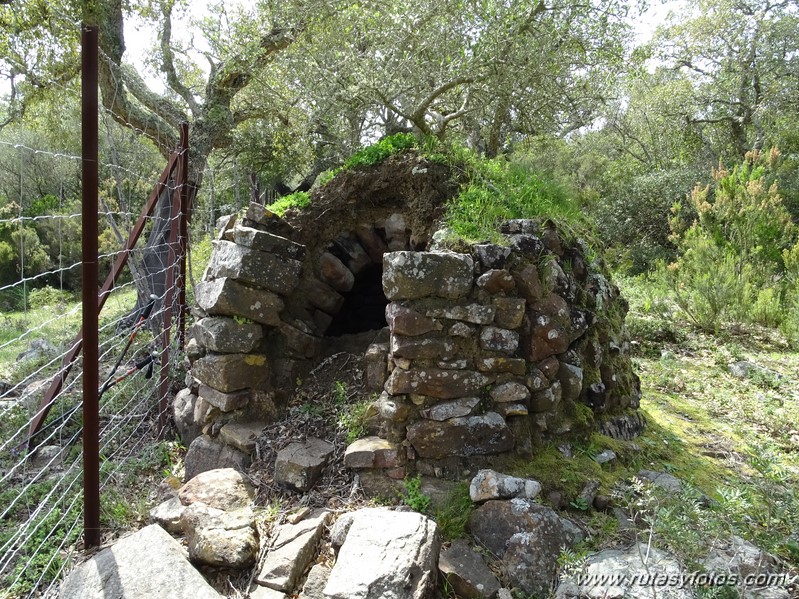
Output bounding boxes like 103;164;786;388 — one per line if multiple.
266;191;311;217
343;133;417;169
433;483;473;540
403;474;431;513
569;497;591;511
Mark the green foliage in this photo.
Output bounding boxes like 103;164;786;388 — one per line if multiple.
403;474;431;514
445;150;583;243
433;483;472;540
665;150;799;333
266;191;311;217
27;285;73;309
342;133;418;169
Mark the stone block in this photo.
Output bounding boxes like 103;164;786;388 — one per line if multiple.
219;421;267;453
195;277;284;327
490;382;530;404
390;334;455;360
476;269;515;294
318;251;355;293
419;397;480;421
364;343;389;391
406;412;514;459
383;251;473;300
192;353;269;393
344;437;403;469
480;326;519;353
233;225;306;261
198;384;250;412
58;525;222;599
476;357;527;376
438;539;501;599
385;368;489;400
274;438;334;492
385;304;442;336
426;303;495;324
193;317;263;353
493;297;526;329
206;241;302;296
184;436;250;482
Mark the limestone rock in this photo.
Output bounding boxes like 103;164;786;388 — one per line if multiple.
178;467;256;509
198;384;250;413
479;326;519;353
438;539;501;599
473;244;511;269
492;297;526;329
703;535;782;581
594;450;616;465
173;388;202;445
345;437;403;469
219;421;266;453
256;510;330;591
274;438;334;492
558;362;584;403
419;397;480;421
530;381;562;413
449;322;475;337
512;264;543;303
469;470;541;503
149;496;186;534
244;203;299;240
385;304;442;336
385;368;489;400
555;543;691;599
298;278;345;314
318;252;355;293
323;508;440;599
355;225;389;263
365;343;389;391
206;241;302;296
385;213;409;251
390;334;455;360
476;357;526;376
383;251;473;300
195;277;284;327
490;382;530;404
192;317;263;354
528;314;569;361
233;225;306;261
469;499;568;597
298;563;331;599
184;436;250;481
187;507;258;568
637;470;684;495
407;412;514;459
58;524;222;599
476;269;515;294
192;353;269;393
426;303;496;324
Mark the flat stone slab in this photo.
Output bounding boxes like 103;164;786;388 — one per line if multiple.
195;277;284;327
407;412;514;459
219;421;267;453
58;524;222;599
178;467;256;510
323;508;440;599
274;438;334;492
256;509;330;591
183;435;250;482
555;543;692;599
383;251;473;300
344;437;403;469
439;539;501;599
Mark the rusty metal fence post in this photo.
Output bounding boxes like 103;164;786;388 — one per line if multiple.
81;23;101;550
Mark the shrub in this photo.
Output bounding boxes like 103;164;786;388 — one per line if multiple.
28;285;73;309
266;191;311;217
665;150;798;332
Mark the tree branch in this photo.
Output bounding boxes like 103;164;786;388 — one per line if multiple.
160;2;201;117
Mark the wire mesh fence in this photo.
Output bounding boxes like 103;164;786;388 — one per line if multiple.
0;129;190;598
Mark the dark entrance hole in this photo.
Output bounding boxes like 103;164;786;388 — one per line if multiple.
326;263;388;337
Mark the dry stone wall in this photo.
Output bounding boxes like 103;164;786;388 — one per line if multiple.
176;156;643;485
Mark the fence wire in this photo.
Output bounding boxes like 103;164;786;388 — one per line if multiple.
0;134;188;599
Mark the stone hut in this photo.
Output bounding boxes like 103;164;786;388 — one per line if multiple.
174;152;644;483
